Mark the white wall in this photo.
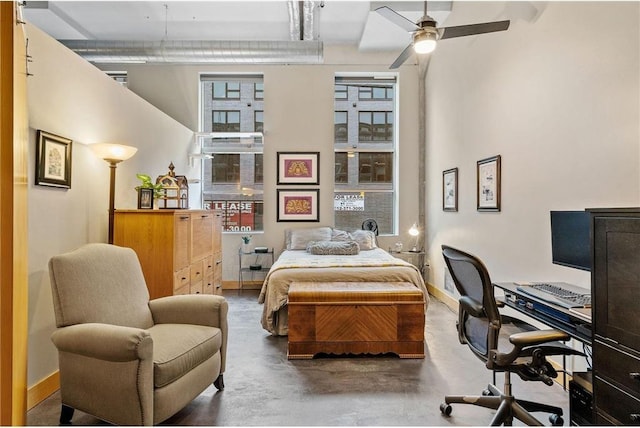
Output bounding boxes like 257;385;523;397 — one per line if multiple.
425;1;640;294
103;46;422;282
26;24;194;386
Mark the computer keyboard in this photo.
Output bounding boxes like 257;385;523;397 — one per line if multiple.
516;282;591;309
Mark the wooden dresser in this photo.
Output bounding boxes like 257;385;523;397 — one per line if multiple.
114;209;223;299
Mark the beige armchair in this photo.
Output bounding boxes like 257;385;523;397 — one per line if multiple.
48;243;228;426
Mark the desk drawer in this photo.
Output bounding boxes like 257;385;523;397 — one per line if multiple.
595;377;640;425
595;340;640;394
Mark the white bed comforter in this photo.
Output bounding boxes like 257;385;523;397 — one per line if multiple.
258;248;429;335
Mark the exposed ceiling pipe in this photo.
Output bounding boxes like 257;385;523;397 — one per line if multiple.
302;1;316;41
60;39;324;64
287;1;301;41
288;0;316;41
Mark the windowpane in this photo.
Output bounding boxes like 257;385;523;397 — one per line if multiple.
212;154;240;183
334;192;394;235
254;83;264;99
212;110;241;132
358;87;372;99
334;111;348;142
358;111;392;142
213;82;226;98
335;152;348;183
254;154;263;183
334;84;348;99
205;200;264;232
254;111;264;133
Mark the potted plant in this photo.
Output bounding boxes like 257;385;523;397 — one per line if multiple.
241;235;252;253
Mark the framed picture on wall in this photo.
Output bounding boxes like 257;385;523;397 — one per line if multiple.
277;189;319;222
277;152;320;185
477;155;501;212
443;167;458;212
35;130;72;189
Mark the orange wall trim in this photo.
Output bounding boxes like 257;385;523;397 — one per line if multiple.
27;372;59;411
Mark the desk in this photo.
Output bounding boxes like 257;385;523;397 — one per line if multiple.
493;282;592;345
494;282;592;395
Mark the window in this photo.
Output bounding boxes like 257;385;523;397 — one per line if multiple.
334;152;348;183
254;154;263;183
334;111;348;142
212;110;240;132
358;86;393;100
200;75;264;232
212;154;240;183
105;71;127;87
358;152;392;183
358;111;393;142
334;76;397;234
334;84;348;100
213;81;240;99
254;111;264;133
254;83;264;100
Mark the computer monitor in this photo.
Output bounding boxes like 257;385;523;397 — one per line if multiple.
550;210;591;272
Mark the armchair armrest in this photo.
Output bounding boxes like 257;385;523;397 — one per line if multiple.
149;294;228;328
51;323;152;362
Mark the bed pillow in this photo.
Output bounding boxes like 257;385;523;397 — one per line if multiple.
350;230;378;250
287;227;332;250
330;228;351;242
306;240;360;255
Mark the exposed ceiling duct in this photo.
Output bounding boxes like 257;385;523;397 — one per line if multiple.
287;1;317;41
60;39;324;64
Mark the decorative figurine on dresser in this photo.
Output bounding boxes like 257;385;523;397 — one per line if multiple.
156;162;189;209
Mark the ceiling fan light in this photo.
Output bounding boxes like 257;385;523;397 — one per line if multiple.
413;31;437;54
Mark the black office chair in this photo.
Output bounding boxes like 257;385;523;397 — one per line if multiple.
361;218;379;236
440;245;583;426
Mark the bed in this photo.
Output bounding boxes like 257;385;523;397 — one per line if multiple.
258;227;429;336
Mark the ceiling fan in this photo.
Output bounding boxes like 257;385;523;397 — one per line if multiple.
375;2;510;69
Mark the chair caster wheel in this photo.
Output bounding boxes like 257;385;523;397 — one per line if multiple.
440;403;452;416
482;389;492;396
549;414;563;426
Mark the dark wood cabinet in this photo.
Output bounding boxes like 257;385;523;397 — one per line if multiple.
591;209;640;425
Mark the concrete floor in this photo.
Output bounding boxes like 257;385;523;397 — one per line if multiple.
27;290;570;426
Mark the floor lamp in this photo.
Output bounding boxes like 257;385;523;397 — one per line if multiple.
90;143;138;244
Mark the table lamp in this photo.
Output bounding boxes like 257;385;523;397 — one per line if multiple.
408;222;420;252
90;143;138;244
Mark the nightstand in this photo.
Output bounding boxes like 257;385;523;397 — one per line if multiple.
238;248;274;289
389;249;426;278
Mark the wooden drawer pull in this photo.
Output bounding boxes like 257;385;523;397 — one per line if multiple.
179;216;189;220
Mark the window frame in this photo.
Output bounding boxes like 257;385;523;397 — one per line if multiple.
333;75;398;235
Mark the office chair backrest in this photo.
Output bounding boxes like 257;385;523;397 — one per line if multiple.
441;245;501;360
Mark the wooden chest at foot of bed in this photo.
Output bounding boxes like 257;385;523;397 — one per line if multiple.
287;282;425;359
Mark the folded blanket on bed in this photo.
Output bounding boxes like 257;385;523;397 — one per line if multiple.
306;240;359;255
